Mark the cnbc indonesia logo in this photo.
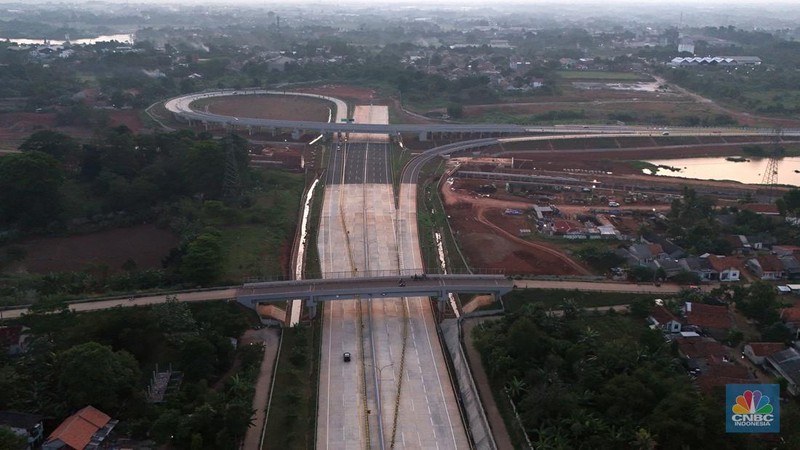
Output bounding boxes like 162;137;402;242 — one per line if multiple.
727;384;780;433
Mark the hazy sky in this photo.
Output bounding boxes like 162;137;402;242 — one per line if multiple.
2;0;792;5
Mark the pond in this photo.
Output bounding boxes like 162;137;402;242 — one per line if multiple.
643;156;800;186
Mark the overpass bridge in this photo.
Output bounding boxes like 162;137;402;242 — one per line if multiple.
163;89;800;139
237;274;514;318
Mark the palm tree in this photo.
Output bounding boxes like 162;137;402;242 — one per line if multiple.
560;298;581;319
505;376;528;401
578;326;599;346
630;427;658;450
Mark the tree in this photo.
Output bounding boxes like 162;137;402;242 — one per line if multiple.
183;141;225;199
0;426;27;450
733;282;781;325
782;189;800;215
18;129;81;163
446;103;464;119
0;151;64;227
181;230;224;285
151;295;198;332
761;321;793;343
56;342;141;412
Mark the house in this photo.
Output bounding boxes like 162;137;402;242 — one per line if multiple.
0;411;44;450
747;254;785;280
695;363;753;394
648;305;682;333
780;255;800;280
683;302;733;338
42;406;118;450
265;55;296;72
705;255;741;282
765;348;800;396
780;307;800;337
743;342;786;366
773;245;800;257
654;259;684;279
680;256;717;281
723;234;751;255
675;335;733;375
626;243;663;264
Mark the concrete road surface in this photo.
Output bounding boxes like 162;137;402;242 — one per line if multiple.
317;115;468;450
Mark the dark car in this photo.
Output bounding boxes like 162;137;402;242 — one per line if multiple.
343;352;351;362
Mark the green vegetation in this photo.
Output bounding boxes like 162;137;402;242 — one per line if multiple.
2;300;260;449
0;128;304;304
557;70;646;81
303;179;325;279
0;427;27;450
417;158;469;274
263;320;321;450
627;160;659;173
503;288;667;312
654;27;800;117
574;245;626;273
473;304;800;449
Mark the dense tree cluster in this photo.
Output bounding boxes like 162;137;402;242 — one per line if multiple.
474;303;800;449
0;301;256;449
474;307;727;449
1;128;249;233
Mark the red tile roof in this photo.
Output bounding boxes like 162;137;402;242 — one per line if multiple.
676;336;728;359
780;307;800;323
747;342;786;357
757;254;784;273
684;302;732;330
649;305;678;325
45;406;110;450
695;361;752;394
648;243;664;255
706;256;741;273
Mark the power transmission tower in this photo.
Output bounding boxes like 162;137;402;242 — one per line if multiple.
222;138;242;204
760;128;783;199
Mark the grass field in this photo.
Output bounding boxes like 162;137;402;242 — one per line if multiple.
218;225;287;281
217;169;305;281
557;70;649;81
262;320;321;450
503;288;674;312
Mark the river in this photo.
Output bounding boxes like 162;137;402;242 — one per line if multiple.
644;156;800;186
2;33;133;46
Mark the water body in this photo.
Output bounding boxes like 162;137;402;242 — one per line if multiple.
1;33;133;46
644;156;800;186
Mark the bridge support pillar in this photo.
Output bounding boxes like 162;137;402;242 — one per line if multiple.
437;295;447;315
305;298;317;319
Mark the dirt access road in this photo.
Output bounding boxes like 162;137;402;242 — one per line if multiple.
440;182;592;276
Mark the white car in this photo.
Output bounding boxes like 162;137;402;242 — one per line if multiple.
608;201;620;207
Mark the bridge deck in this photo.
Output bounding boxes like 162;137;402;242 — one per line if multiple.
237;274;514;305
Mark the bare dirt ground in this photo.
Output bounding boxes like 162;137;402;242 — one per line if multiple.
0;109;145;151
2;224;178;274
201;95;331;122
108;109;145;132
441;184;591;276
296;84;377;104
